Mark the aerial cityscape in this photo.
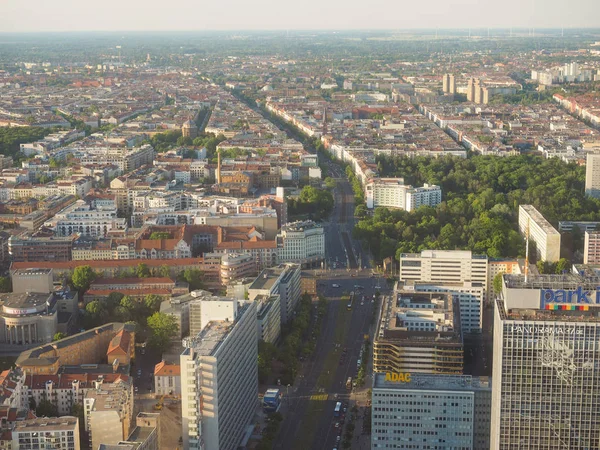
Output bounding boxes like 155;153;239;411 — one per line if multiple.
0;4;600;450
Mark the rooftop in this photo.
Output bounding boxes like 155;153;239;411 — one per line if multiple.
13;416;78;432
373;373;491;391
519;204;560;235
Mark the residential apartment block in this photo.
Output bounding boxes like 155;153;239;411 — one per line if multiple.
11;416;80;450
518;204;561;263
584;230;600;264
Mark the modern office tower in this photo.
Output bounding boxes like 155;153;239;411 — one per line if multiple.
181;299;257;450
372;373;491;450
398;249;488;300
11;416;81;450
518;205;561;263
373;290;463;374
584;230;600;264
407;280;485;333
585;152;600;198
491;274;600;449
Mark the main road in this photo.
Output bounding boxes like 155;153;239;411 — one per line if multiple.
273;161;386;450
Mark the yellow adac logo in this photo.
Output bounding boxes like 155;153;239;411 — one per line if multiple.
384;372;411;383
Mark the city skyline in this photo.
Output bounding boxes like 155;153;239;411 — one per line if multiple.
1;0;599;33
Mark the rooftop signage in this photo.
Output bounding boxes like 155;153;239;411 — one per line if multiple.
384;372;411;383
540;287;600;310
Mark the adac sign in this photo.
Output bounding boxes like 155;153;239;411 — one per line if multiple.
384;372;411;383
540;287;600;309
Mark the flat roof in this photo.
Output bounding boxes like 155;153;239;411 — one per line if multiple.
0;292;51;309
373;373;491;391
519;204;560;235
14;416;78;432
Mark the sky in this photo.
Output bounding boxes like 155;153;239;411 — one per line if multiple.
1;0;599;32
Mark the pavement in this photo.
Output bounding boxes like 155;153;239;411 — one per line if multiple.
273;162;387;450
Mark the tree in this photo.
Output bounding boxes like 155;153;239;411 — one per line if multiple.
178;269;205;291
72;266;97;292
555;258;570;274
324;177;336;190
53;332;67;341
147;312;179;352
84;300;107;327
493;273;504;294
36;398;58;417
136;263;151;278
104;292;123;311
144;294;162;312
149;232;171;240
0;277;11;293
158;265;171;278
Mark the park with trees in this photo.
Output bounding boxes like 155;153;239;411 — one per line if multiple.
354;154;600;263
287;185;334;221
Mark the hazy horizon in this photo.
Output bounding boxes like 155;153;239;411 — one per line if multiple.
2;0;599;33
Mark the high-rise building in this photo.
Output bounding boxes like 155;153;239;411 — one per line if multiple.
373;290;463;374
442;73;456;94
491;274;600;449
518;205;561;263
584;230;600;264
181;300;257;450
372;373;491;450
585;152;600;198
399;249;488;300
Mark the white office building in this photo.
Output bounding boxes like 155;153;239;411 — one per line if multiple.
365;178;441;211
399;250;488;301
277;220;325;266
518;204;561;263
406;281;485;333
491;274;600;449
372;373;491;450
181;299;257;450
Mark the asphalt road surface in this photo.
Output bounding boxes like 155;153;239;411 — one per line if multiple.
273;162;387;450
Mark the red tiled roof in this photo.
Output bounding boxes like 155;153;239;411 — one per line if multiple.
107;330;131;356
154;361;180;377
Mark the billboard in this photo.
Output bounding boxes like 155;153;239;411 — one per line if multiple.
540;287;600;310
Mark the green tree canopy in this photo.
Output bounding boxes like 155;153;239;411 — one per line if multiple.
147;312;178;352
72;266;97;292
53;332;67;341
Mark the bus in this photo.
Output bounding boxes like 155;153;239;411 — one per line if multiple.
347;292;354;311
262;389;282;413
333;401;342;417
346;377;352;390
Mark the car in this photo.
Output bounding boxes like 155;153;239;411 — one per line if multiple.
134;386;139;392
336;436;341;442
361;301;364;306
357;359;362;366
375;285;381;289
334;422;340;428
